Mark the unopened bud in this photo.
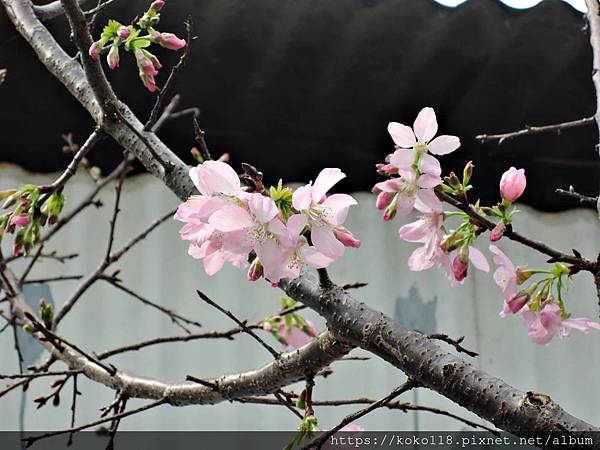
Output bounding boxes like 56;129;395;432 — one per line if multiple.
107;45;120;70
463;160;474;185
217;153;230;163
505;292;529;315
452;254;468;282
191;147;204;164
2;192;19;209
0;68;6;84
334;229;361;248
446;171;461;190
376;191;394;210
382;194;398;221
117;26;130;40
247;258;264;282
489;222;506;242
150;0;165;12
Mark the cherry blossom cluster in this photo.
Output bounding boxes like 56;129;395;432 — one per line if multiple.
375;107;600;345
175;160;360;285
89;0;186;92
0;185;65;256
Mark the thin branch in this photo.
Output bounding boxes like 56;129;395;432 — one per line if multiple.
196;290;281;359
555;187;598;207
475;116;594;144
33;0;92;21
40;128;104;198
53;208;175;326
83;0;115;16
22;397;168;448
299;380;419;450
99;277;202;333
0;370;81;380
434;187;598;272
237;396;498;433
24;312;117;376
104;158;128;261
23;275;83;285
428;334;478;358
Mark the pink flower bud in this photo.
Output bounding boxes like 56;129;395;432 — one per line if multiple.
135;49;159;92
490;222;506;242
10;215;30;227
88;41;102;60
375;163;398;176
150;0;165;11
375;192;394;210
107;45;120;70
499;167;526;202
247;258;263;281
151;30;187;51
334;229;361;248
262;322;273;331
506;292;529;314
117;26;130;40
452;252;468;282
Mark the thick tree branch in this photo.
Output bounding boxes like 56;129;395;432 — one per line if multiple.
586;0;600;149
32;0;91;21
0;262;352;406
280;272;599;434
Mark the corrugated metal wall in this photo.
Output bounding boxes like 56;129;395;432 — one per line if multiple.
1;166;599;431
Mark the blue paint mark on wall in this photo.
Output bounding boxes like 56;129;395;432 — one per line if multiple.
394;284;438;334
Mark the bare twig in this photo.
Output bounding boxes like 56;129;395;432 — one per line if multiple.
476;116;594;144
196;290;281;359
435;187;598;272
99;277;202;333
23;275;83;285
53;208;175;326
22;397;168;448
428;334;478;358
299;380;419;450
556;187;598;207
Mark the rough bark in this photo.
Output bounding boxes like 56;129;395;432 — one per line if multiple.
2;0;599;435
1;265;352;406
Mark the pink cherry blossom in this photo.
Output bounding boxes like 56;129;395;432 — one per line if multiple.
278;319;317;348
489;245;531;316
292;168;358;259
258;214;333;283
388;107;460;176
522;303;600;345
499;167;526;202
489;245;518;299
189;161;242;197
373;170;442;218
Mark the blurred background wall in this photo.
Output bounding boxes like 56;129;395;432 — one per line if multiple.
1;167;599;431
